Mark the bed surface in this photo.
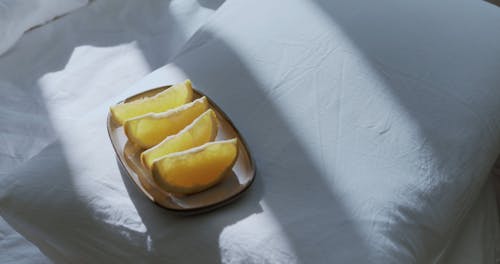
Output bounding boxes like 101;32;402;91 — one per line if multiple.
1;0;500;263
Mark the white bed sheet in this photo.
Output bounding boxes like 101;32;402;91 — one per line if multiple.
0;0;88;56
0;0;223;263
1;0;500;263
435;176;499;264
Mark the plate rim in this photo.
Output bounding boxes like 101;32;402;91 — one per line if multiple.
107;85;256;213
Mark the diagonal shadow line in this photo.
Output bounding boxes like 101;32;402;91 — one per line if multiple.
0;0;238;263
308;0;500;262
133;1;500;262
171;32;371;263
0;141;153;263
117;156;264;264
0;41;158;264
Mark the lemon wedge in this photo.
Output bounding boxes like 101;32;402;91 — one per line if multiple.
152;138;238;194
124;96;209;148
110;80;193;125
141;109;218;170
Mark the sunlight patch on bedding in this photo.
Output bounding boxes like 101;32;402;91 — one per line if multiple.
38;42;150;116
35;42;150;235
202;0;424;213
219;201;298;264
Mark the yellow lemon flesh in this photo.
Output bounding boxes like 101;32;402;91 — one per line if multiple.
124;97;209;149
110;79;193;125
152;138;238;194
141;109;218;170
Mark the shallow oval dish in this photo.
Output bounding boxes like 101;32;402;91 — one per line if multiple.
107;85;256;213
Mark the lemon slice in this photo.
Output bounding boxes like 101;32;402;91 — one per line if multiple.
152;138;238;194
110;80;193;125
124;97;209;149
141;109;218;170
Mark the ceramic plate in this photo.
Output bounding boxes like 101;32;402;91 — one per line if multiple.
107;86;256;213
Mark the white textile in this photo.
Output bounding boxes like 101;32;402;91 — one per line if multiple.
1;0;500;263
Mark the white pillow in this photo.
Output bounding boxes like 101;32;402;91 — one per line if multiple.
169;0;500;262
0;0;88;55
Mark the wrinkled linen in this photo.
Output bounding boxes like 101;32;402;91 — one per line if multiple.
435;176;499;264
0;0;88;55
1;0;500;263
165;0;500;262
0;0;223;263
